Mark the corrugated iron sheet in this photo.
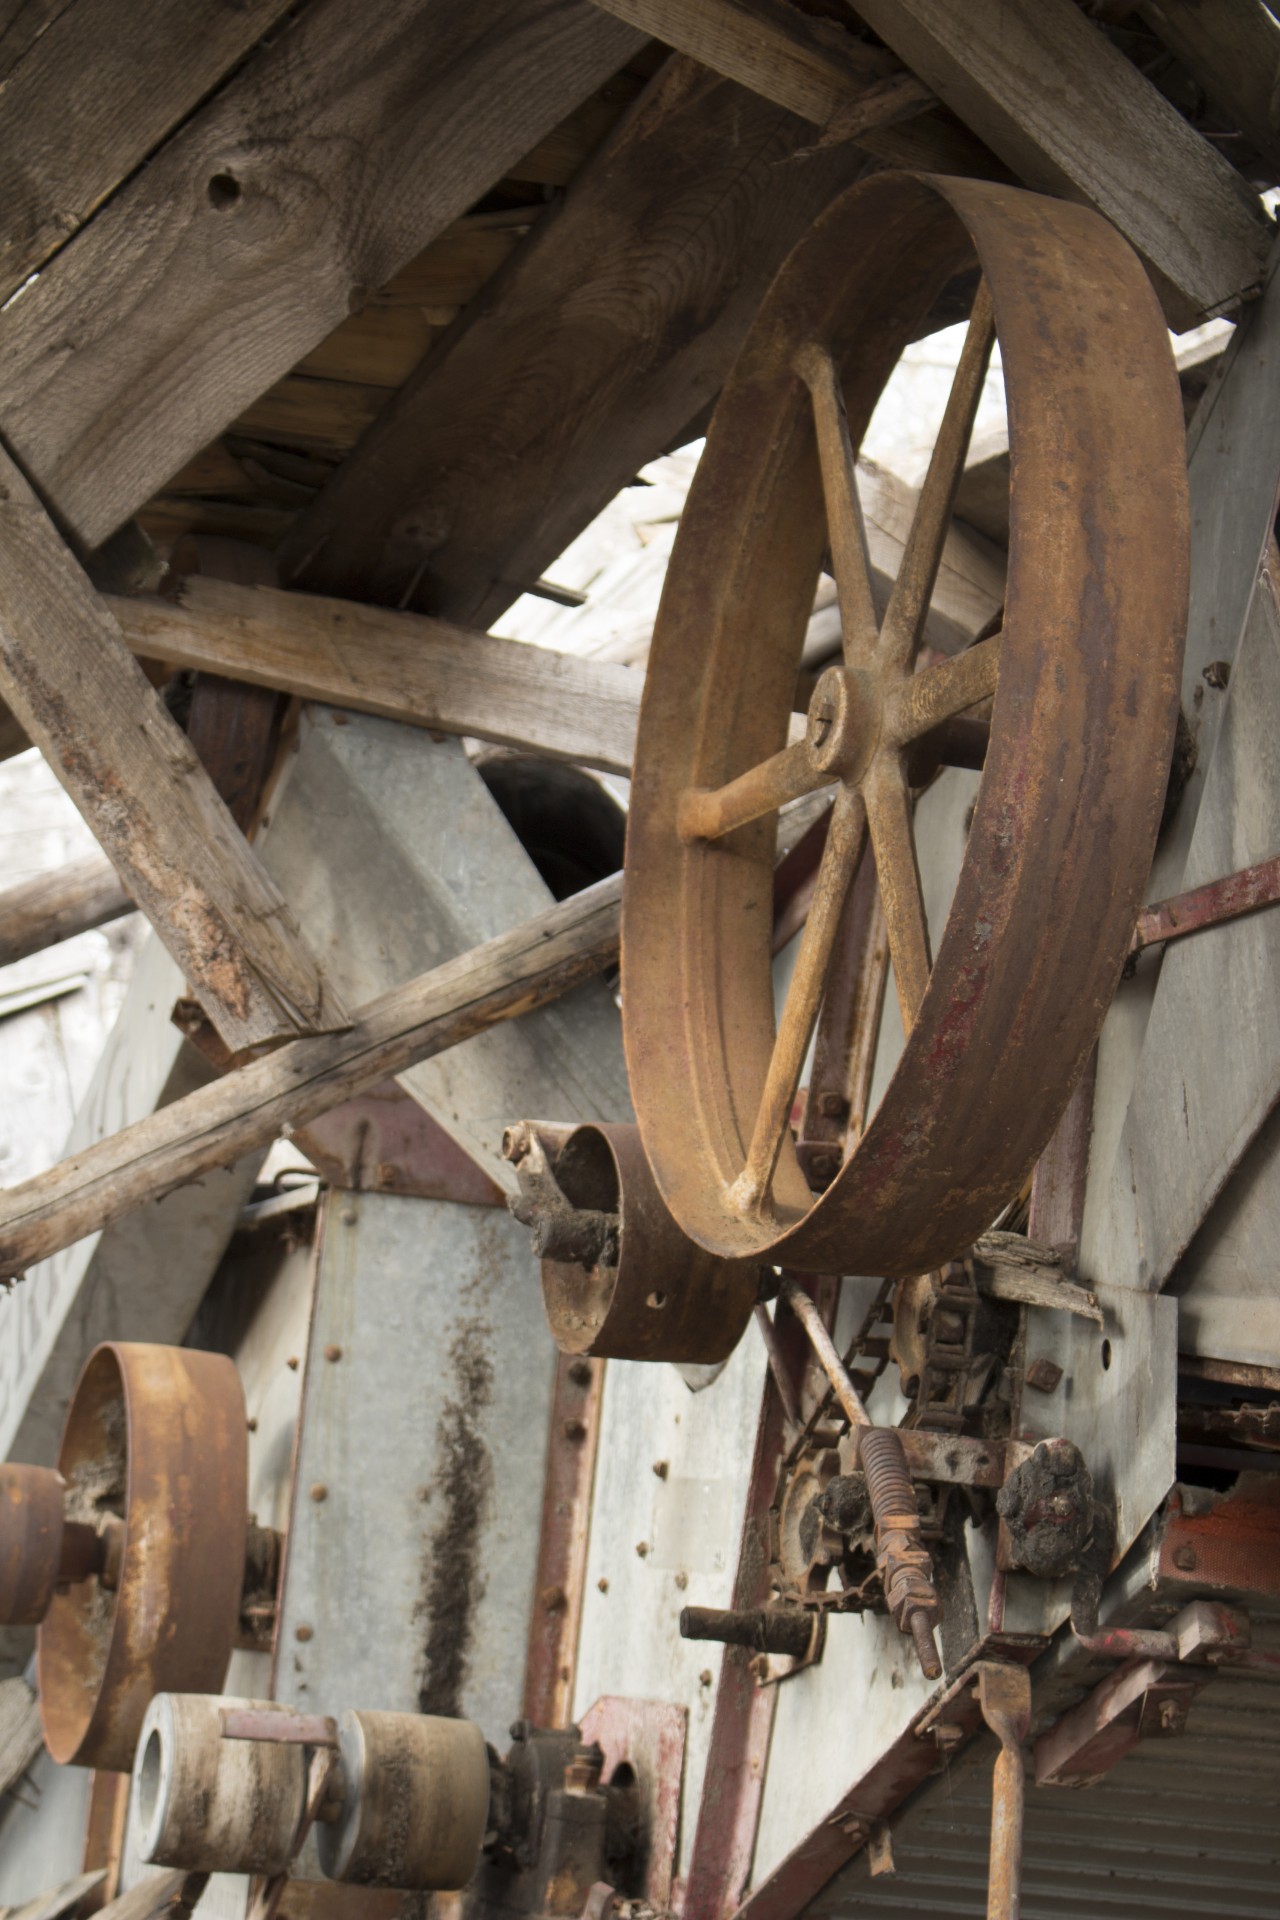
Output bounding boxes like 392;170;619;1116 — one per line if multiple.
811;1615;1280;1918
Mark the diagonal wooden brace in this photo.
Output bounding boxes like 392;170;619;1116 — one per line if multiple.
0;443;347;1051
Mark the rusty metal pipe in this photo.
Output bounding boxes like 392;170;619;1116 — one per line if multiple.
778;1277;869;1428
679;1605;815;1659
753;1303;802;1429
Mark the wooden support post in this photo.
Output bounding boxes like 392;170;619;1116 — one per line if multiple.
852;0;1270;327
0;873;622;1280
0;444;346;1051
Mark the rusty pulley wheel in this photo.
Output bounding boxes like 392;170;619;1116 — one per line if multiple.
37;1341;248;1771
622;173;1188;1274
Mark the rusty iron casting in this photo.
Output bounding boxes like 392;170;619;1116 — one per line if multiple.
37;1341;249;1771
622;170;1188;1276
976;1662;1032;1920
503;1120;758;1364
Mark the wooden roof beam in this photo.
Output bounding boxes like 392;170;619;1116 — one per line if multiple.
0;874;624;1280
1135;0;1280;185
584;0;1001;172
0;0;646;553
118;574;642;776
851;0;1271;329
0;855;134;971
0;0;299;306
278;57;884;621
0;444;348;1051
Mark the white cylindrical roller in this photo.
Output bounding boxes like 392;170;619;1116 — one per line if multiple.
315;1710;489;1890
133;1693;306;1875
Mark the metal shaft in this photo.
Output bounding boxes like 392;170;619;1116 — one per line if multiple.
680;1605;815;1659
778;1277;869;1427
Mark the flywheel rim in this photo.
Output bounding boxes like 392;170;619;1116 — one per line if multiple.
622;171;1188;1274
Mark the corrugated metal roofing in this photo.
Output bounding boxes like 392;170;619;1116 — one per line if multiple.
809;1617;1280;1918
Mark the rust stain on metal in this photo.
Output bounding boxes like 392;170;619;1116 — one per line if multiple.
415;1318;493;1721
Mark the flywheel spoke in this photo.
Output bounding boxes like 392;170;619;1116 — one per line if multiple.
797;344;880;666
731;783;867;1213
679;734;826;842
885;633;1001;745
879;281;996;675
864;753;932;1034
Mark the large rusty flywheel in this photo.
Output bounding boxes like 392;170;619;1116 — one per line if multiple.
622;172;1189;1276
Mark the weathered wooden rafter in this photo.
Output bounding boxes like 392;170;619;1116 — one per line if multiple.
0;0;299;306
851;0;1270;328
0;875;623;1281
0;446;346;1051
276;56;881;619
116;574;642;774
0;0;645;553
584;0;1000;172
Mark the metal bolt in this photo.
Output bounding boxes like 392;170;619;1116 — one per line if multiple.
598;1577;609;1593
563;1418;588;1442
674;1571;688;1590
1025;1358;1064;1394
295;1624;314;1643
568;1360;593;1386
286;1356;299;1371
699;1670;713;1688
541;1585;567;1614
1173;1543;1198;1571
310;1484;328;1503
375;1162;397;1189
816;1091;851;1121
324;1344;343;1363
652;1459;669;1479
246;1416;258;1433
635;1541;650;1558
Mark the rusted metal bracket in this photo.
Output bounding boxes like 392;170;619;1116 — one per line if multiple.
1035;1600;1270;1788
1128;849;1280;962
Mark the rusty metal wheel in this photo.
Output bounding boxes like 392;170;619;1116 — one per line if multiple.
622;172;1188;1275
38;1341;248;1771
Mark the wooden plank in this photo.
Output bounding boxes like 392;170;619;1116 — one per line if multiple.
0;854;133;970
277;57;880;620
114;574;642;774
0;444;346;1052
1087;547;1280;1292
231;373;387;457
0;872;623;1280
853;0;1270;328
1137;0;1280;181
1079;241;1280;1279
0;0;298;305
0;0;645;553
585;0;1003;173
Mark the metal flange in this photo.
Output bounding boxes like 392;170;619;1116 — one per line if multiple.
36;1341;249;1771
505;1120;759;1363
